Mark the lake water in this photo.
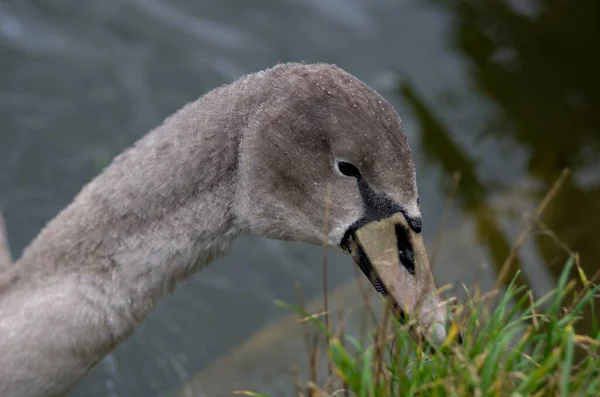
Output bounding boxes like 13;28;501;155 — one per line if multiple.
0;0;598;396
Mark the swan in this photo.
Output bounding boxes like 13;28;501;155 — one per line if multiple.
0;63;453;397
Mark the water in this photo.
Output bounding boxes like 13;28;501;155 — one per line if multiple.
0;0;598;396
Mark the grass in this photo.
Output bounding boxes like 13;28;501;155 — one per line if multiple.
234;172;599;397
237;257;598;397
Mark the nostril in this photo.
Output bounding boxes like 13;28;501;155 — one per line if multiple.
395;224;415;275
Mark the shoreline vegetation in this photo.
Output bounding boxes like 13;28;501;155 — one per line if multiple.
238;257;598;397
237;171;600;397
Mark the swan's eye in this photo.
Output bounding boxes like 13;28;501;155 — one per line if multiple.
336;161;361;177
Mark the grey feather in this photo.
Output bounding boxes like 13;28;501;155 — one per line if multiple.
0;63;420;397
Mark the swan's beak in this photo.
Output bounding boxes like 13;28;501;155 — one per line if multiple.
348;212;456;348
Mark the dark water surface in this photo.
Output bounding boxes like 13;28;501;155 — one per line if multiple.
0;0;598;396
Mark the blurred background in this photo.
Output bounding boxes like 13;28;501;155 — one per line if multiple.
0;0;598;396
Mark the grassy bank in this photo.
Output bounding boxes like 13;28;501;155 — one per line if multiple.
239;257;598;397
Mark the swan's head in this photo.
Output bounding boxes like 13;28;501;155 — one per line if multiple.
235;63;459;348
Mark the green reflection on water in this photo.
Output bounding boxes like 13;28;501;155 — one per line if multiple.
400;0;599;335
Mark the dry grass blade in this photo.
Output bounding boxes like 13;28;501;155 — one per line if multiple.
310;333;322;397
373;296;393;389
353;266;379;343
0;207;12;269
528;290;539;328
306;381;329;397
322;183;333;392
297;311;330;323
430;171;461;269
295;282;318;396
495;168;569;288
535;220;575;258
291;366;303;397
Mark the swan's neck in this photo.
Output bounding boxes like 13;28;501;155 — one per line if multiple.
0;80;262;396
